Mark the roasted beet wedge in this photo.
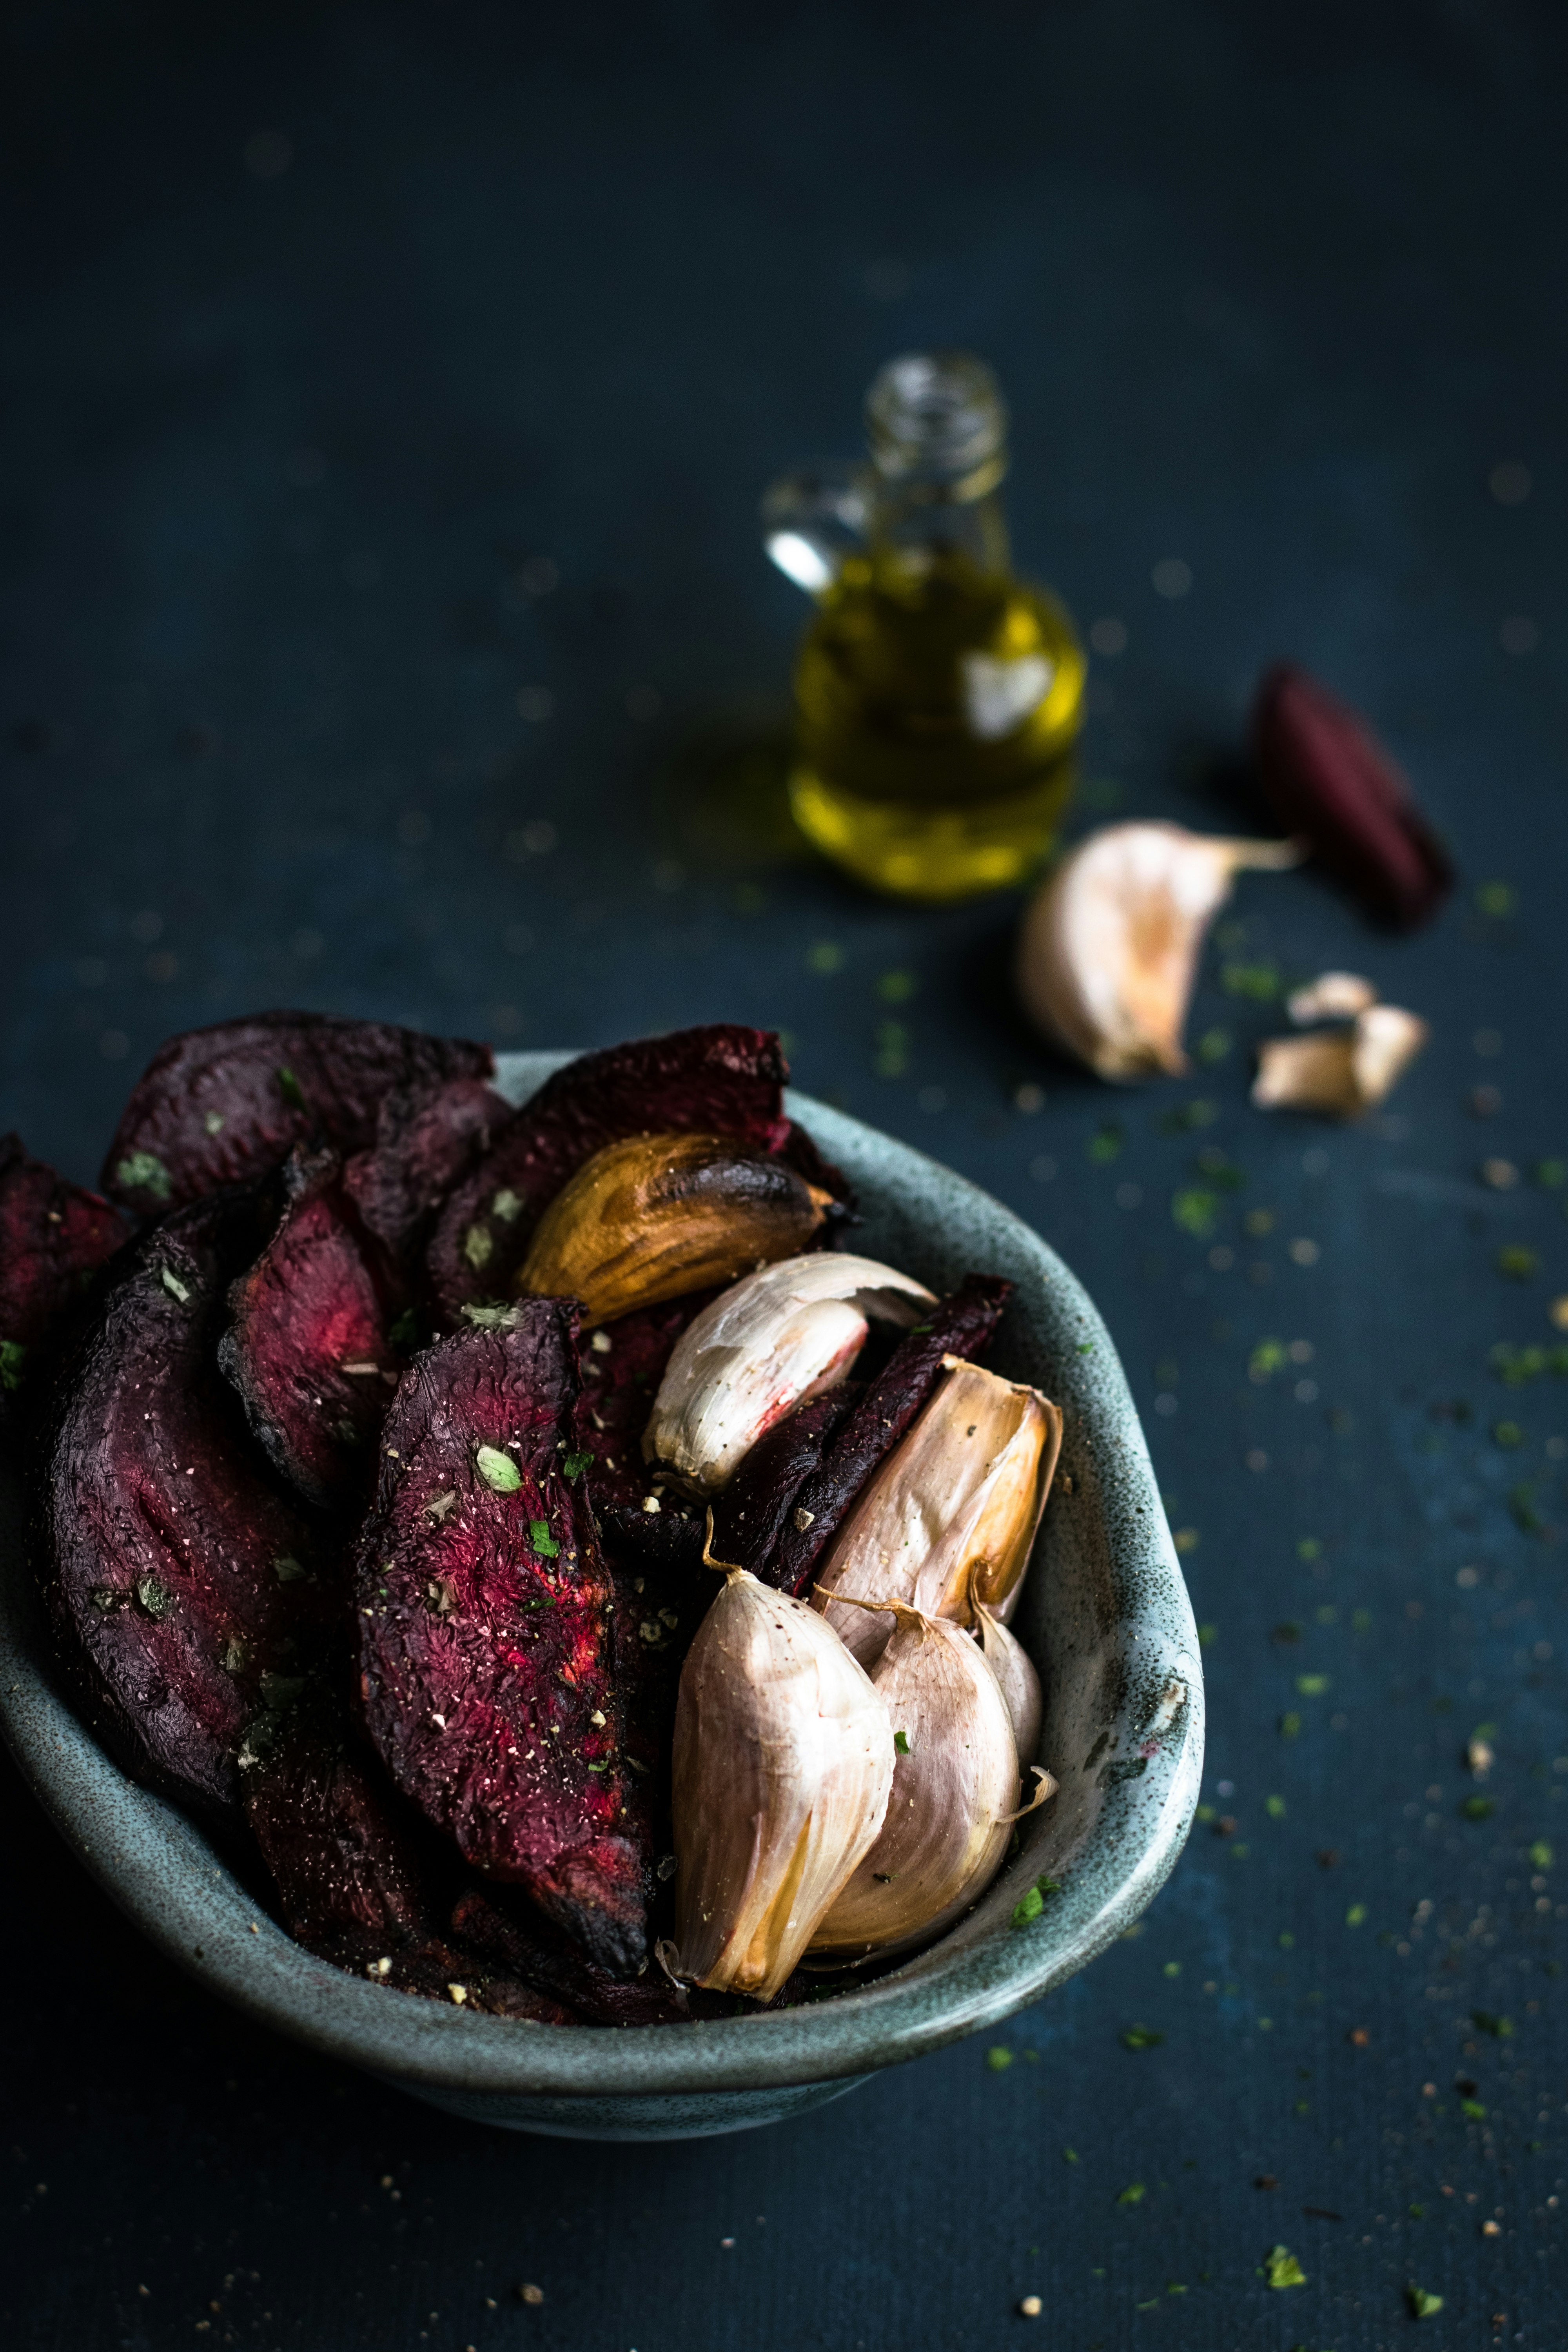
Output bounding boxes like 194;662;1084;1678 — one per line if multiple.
574;1292;716;1514
0;1134;129;1391
426;1024;791;1319
46;1194;334;1826
243;1693;575;2022
102;1013;493;1217
342;1075;508;1263
708;1383;862;1572
220;1149;396;1510
354;1304;648;1975
764;1274;1013;1596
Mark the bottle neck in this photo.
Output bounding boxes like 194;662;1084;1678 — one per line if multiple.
868;477;1012;585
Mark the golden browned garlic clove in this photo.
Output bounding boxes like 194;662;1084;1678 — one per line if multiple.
808;1597;1046;1964
1285;969;1377;1025
670;1563;895;2003
1016;822;1301;1082
967;1573;1044;1765
814;1357;1062;1667
645;1254;935;1491
1252;1003;1428;1119
515;1131;836;1323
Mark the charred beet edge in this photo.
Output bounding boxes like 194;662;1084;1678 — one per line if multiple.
426;1023;793;1319
354;1303;648;1975
220;1149;398;1511
450;1888;809;2026
102;1013;493;1217
45;1193;336;1827
763;1274;1014;1596
342;1075;508;1263
0;1134;130;1396
708;1384;862;1573
574;1291;717;1514
245;1694;575;2023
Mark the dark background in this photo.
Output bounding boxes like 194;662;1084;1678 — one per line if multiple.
3;2;1565;2346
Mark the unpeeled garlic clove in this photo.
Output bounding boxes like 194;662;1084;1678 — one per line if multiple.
1253;1003;1428;1119
1285;970;1377;1025
1016;822;1301;1082
670;1562;894;2002
814;1357;1061;1667
645;1254;935;1491
515;1131;835;1323
967;1573;1043;1765
808;1597;1045;1963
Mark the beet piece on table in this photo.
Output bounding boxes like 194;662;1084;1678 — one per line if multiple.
354;1303;649;1976
46;1194;335;1827
220;1149;397;1510
342;1074;509;1263
1251;663;1455;929
762;1273;1014;1596
102;1011;494;1218
0;1133;130;1391
425;1023;791;1319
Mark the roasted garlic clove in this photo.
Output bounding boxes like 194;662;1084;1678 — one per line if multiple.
967;1572;1044;1765
1253;1003;1428;1119
515;1131;836;1323
1285;970;1377;1025
670;1561;894;2002
808;1597;1047;1963
645;1254;935;1491
1016;822;1301;1082
814;1357;1061;1666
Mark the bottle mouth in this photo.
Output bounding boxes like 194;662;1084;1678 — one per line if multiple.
865;352;1007;492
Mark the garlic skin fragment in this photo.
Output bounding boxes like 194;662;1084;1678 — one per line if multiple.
970;1583;1044;1765
1016;821;1301;1082
1285;970;1377;1025
645;1254;935;1492
808;1600;1028;1964
515;1131;834;1323
815;1357;1062;1667
1253;1003;1428;1119
671;1569;895;2002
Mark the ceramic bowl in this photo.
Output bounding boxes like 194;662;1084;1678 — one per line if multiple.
0;1053;1203;2140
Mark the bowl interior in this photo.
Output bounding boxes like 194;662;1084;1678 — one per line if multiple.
0;1054;1203;2100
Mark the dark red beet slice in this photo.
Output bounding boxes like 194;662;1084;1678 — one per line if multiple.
764;1274;1013;1596
220;1150;396;1510
102;1013;493;1217
244;1695;575;2022
574;1290;718;1514
342;1075;508;1263
426;1024;791;1318
1252;663;1454;929
354;1304;648;1975
0;1133;129;1394
46;1195;334;1826
708;1384;862;1573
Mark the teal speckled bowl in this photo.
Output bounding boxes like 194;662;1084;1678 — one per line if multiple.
0;1055;1203;2140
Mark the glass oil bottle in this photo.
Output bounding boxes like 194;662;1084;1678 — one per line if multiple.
762;352;1084;901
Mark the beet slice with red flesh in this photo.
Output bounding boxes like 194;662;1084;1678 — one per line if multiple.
220;1150;398;1510
45;1194;336;1828
425;1024;794;1319
762;1274;1014;1596
102;1013;493;1218
342;1075;509;1264
0;1133;130;1394
354;1304;648;1975
707;1383;863;1572
244;1696;575;2023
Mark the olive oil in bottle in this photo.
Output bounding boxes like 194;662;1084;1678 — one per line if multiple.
763;353;1083;901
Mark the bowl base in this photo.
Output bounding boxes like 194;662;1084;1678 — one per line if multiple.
382;2070;872;2140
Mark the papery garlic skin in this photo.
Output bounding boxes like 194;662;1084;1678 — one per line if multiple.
671;1570;895;2002
646;1254;935;1491
1285;970;1377;1025
1016;822;1300;1082
972;1590;1043;1765
515;1131;833;1323
814;1357;1061;1666
1253;1004;1428;1119
809;1601;1024;1962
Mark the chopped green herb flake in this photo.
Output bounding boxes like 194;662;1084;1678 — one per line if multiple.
1296;1535;1321;1560
1171;1187;1220;1238
1461;1795;1494;1821
474;1445;521;1493
985;2045;1013;2071
876;968;917;1004
1279;1711;1301;1739
1345;1903;1367;1927
1471;2009;1514;2038
276;1065;306;1109
1062;2146;1079;2164
1121;2025;1163;2051
1221;960;1281;1001
893;1728;911;1755
1265;1794;1286;1819
463;1222;494;1272
116;1150;172;1202
1116;2181;1145;2205
203;1109;225;1135
1407;2285;1444;2319
1296;1673;1330;1697
1087;1125;1123;1165
491;1187;523;1223
1263;2245;1306;2290
1529;1839;1553;1871
389;1307;423;1350
134;1573;172;1619
529;1518;561;1558
1497;1244;1540;1280
1197;1621;1217;1646
561;1449;594;1481
0;1338;25;1391
159;1265;192;1305
272;1553;308;1583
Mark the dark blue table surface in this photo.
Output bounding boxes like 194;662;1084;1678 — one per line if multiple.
3;4;1566;2347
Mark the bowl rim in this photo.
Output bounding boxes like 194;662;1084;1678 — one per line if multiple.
0;1055;1204;2101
